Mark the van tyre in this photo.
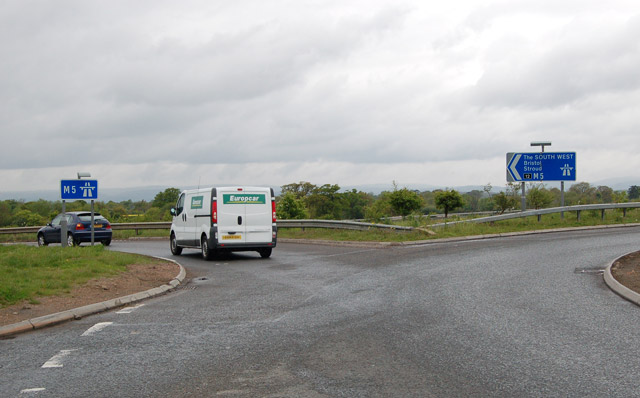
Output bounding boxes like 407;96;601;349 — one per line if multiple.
201;235;214;260
170;233;182;255
258;248;272;258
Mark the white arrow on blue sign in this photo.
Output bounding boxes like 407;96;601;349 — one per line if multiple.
61;180;99;200
506;152;576;182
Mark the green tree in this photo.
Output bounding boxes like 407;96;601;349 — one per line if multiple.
0;201;12;227
276;192;308;219
596;186;614;203
613;190;628;203
435;189;464;218
152;188;181;210
526;185;554;209
341;189;372;219
628;185;640;200
306;184;341;219
12;209;46;227
463;190;483;212
493;192;517;214
567;182;596;205
281;181;316;200
365;192;393;222
389;188;423;218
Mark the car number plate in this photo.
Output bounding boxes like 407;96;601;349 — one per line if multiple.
222;235;241;240
94;224;102;228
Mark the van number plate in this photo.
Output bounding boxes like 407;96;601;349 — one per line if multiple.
222;235;241;240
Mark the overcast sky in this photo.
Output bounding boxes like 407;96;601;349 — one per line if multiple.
1;0;639;195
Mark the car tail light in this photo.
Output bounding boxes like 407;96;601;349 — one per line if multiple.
106;224;111;229
212;200;218;223
75;223;85;230
272;200;277;223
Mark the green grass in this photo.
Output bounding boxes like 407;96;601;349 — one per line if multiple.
278;228;431;242
281;208;640;242
0;245;165;308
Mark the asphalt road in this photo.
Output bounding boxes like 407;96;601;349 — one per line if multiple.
1;227;640;397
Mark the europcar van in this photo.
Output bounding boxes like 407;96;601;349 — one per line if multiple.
170;187;277;260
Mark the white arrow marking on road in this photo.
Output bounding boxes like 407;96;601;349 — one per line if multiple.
81;322;113;336
509;154;522;180
42;349;78;368
20;388;46;394
116;304;145;314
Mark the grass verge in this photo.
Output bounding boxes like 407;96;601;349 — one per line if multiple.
0;245;165;308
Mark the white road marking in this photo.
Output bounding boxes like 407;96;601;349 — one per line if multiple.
81;322;113;336
116;304;145;314
42;349;77;368
20;388;46;393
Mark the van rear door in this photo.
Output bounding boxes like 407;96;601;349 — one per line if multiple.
217;188;272;244
217;189;248;244
243;189;272;244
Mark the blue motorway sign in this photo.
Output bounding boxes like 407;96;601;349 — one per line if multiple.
61;179;98;200
506;152;576;182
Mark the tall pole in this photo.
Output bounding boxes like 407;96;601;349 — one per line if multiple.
61;200;67;247
561;181;565;219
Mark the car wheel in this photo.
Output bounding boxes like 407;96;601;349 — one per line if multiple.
170;233;182;255
67;233;77;247
201;235;214;260
37;233;48;247
258;248;272;258
101;239;111;246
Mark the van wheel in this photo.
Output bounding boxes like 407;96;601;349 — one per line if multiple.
258;248;272;258
201;236;214;260
170;233;182;255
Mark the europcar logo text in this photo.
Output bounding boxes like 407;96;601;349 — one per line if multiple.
223;194;266;204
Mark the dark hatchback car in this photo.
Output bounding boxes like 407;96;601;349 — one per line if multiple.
37;212;112;247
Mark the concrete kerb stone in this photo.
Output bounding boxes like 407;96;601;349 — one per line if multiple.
0;257;186;338
604;251;640;306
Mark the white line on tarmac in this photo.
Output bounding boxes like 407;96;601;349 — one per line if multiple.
81;322;113;336
42;349;78;368
116;304;145;314
20;388;46;394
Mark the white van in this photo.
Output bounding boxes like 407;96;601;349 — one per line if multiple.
170;186;277;260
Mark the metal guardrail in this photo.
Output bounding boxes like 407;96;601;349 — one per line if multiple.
431;202;640;227
1;203;638;235
277;219;414;231
0;219;415;235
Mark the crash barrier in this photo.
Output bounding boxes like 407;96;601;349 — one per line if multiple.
0;219;415;235
430;202;640;228
1;203;639;235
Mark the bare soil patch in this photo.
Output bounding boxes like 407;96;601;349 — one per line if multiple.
0;262;180;327
611;250;640;294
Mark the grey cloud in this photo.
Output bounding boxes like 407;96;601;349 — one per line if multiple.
468;14;640;108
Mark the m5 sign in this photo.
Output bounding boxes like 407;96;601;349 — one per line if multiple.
506;152;576;182
61;180;99;200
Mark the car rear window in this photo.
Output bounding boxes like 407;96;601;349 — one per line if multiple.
78;214;107;222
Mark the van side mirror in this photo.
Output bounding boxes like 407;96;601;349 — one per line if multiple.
170;208;176;216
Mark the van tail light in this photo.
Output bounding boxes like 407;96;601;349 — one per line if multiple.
212;200;218;223
272;200;277;223
76;223;85;230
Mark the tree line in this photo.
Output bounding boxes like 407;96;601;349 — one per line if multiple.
1;183;638;227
